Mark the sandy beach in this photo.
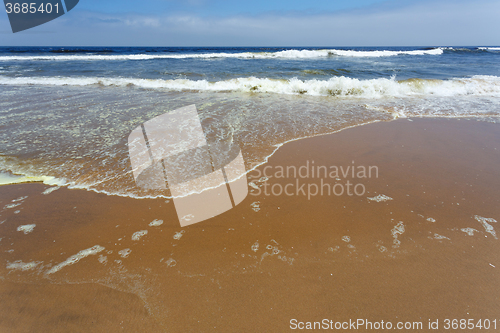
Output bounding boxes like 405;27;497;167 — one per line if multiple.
1;117;499;332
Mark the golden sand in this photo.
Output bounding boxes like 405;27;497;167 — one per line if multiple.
1;118;499;332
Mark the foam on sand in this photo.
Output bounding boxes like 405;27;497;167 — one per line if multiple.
478;47;500;51
391;221;405;248
131;230;148;241
17;224;36;234
461;227;478;236
432;233;450;241
4;202;21;209
42;186;61;195
6;260;41;271
162;258;177;267
368;194;393;202
173;230;185;240
11;196;28;202
98;255;108;264
3;196;28;210
45;245;105;275
474;215;497;239
118;248;131;258
148;219;163;227
250;201;261;212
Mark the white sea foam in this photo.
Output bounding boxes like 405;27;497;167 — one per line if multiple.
42;186;61;195
98;255;108;264
474;215;497;239
478;47;500;51
2;75;498;98
12;196;28;202
163;258;177;267
0;48;443;62
131;230;148;241
148;219;163;227
461;227;478;236
4;202;21;209
4;196;28;209
173;230;185;240
45;245;105;275
432;233;450;240
17;224;36;234
391;221;405;248
368;194;393;202
250;201;261;212
118;248;131;258
6;260;41;271
377;245;387;253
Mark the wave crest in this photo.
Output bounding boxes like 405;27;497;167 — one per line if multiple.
1;75;499;98
0;48;443;61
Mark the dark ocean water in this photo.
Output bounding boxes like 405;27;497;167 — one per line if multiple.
1;46;500;81
0;46;499;197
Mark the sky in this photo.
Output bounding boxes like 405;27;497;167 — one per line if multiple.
1;0;499;46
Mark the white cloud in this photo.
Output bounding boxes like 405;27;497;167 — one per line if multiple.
123;17;161;28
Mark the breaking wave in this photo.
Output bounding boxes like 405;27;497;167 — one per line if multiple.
1;75;499;98
478;47;500;51
0;48;443;61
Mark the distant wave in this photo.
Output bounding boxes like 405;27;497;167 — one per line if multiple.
49;48;115;54
1;75;499;98
478;47;500;51
0;48;443;61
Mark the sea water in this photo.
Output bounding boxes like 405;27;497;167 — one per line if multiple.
1;46;499;198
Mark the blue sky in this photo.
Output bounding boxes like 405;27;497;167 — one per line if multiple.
1;0;499;46
80;0;391;16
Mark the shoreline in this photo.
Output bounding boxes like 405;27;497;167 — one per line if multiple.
2;115;499;200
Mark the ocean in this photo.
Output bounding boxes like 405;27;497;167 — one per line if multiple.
1;46;500;198
1;46;500;332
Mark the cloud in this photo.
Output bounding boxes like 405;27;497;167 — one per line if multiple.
1;0;498;46
123;17;161;28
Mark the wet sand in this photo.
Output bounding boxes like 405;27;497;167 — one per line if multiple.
1;118;499;332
